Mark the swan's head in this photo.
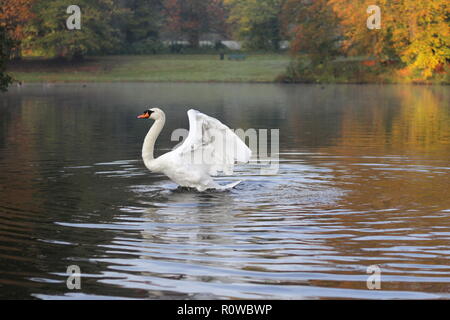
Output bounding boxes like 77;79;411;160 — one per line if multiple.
137;108;165;121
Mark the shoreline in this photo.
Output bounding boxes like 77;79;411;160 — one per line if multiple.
6;54;448;86
8;78;449;86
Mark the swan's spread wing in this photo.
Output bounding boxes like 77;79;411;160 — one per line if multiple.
175;109;251;176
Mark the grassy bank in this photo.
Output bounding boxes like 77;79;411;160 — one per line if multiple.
8;54;448;84
279;56;450;85
8;54;290;83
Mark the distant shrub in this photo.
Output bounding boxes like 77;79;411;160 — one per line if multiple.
168;43;185;54
129;39;166;54
214;40;227;50
280;52;449;85
278;56;398;84
102;40;237;56
167;42;233;55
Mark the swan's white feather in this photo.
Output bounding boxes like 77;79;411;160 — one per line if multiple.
148;109;251;191
176;109;251;175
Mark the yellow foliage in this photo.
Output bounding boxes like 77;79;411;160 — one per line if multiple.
311;0;449;79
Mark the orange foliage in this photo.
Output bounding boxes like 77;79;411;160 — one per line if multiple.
0;0;35;42
285;0;449;79
362;60;377;67
283;0;340;61
163;0;226;47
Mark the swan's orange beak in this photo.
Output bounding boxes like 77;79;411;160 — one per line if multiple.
137;112;150;119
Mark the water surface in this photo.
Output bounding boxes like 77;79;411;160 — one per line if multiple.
0;83;449;299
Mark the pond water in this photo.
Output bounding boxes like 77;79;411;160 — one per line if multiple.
0;83;449;299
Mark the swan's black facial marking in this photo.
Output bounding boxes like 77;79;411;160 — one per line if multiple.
144;109;154;115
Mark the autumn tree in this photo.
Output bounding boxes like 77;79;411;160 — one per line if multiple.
0;0;35;58
390;0;449;78
0;0;29;89
329;0;449;78
328;0;391;58
225;0;285;51
163;0;227;48
283;0;340;63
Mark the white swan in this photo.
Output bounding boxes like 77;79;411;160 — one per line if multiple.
137;108;251;191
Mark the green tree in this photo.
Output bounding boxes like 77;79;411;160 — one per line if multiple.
163;0;227;48
225;0;285;51
25;0;126;60
122;0;163;45
283;0;340;62
0;26;13;91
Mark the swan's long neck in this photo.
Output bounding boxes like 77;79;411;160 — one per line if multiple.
142;117;165;168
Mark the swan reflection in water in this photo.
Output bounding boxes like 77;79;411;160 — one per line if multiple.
107;167;346;299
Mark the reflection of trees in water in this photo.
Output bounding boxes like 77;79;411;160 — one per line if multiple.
1;98;41;210
315;85;450;214
391;87;450;153
326;86;450;155
0;96;48;298
281;85;449;154
283;85;344;148
306;86;450;295
0;92;141;298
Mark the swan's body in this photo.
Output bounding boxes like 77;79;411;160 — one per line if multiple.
138;108;251;191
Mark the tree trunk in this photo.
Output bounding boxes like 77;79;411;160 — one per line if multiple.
188;32;200;48
71;49;84;62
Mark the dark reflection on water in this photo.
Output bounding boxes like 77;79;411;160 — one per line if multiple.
0;83;449;299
